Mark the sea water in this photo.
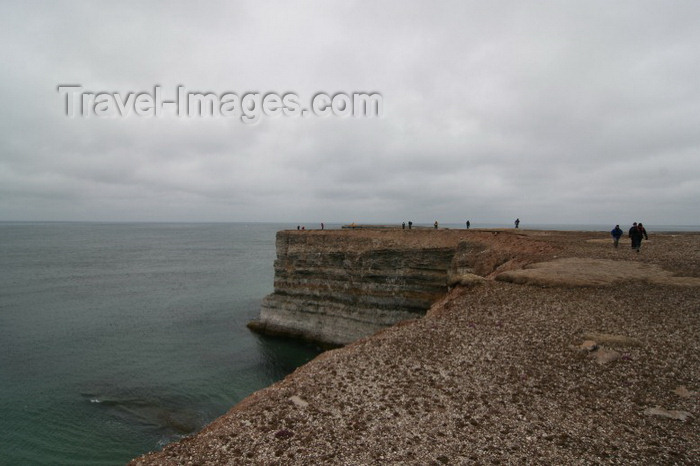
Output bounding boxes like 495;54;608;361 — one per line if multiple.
0;222;321;465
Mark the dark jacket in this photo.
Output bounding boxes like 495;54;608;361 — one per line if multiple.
638;226;648;240
611;227;623;239
629;226;642;241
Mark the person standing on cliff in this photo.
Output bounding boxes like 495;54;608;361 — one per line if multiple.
402;222;405;229
466;220;470;229
434;221;438;229
611;224;623;248
321;223;324;230
637;222;649;250
628;222;642;251
408;221;412;230
514;218;520;229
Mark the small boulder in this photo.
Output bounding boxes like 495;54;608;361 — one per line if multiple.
447;273;485;287
580;340;598;352
593;349;620;365
643;406;692;421
289;395;309;409
672;386;697;398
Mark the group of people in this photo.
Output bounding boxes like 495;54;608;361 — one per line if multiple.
399;219;511;229
297;223;324;230
611;222;648;252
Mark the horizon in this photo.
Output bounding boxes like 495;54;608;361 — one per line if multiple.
2;220;698;231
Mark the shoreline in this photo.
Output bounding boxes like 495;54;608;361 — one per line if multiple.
131;230;699;464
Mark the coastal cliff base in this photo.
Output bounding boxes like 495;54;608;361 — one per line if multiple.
132;230;699;464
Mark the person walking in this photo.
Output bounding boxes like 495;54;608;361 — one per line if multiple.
611;225;623;248
637;223;649;251
628;222;642;252
434;221;439;229
408;221;412;230
402;222;406;230
466;220;470;229
514;218;520;229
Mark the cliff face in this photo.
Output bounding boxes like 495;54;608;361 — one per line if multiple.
248;228;549;346
249;230;463;346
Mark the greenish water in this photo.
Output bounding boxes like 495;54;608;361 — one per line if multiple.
0;222;321;464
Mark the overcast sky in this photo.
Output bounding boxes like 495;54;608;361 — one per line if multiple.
1;1;698;226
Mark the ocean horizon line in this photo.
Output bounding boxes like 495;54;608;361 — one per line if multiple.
1;220;699;232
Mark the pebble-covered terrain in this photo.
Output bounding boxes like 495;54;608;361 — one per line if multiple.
131;230;699;465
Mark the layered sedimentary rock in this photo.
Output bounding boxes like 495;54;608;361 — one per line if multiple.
248;228;552;346
249;229;462;346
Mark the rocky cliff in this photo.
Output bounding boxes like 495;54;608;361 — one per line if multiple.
132;231;700;465
248;229;457;346
248;228;546;346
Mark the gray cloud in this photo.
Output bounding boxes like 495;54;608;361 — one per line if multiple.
1;0;699;226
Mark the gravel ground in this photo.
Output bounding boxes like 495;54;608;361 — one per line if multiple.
131;230;699;465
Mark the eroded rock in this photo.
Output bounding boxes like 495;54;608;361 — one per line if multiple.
496;258;700;287
593;349;621;365
289;395;309;409
643;407;692;421
672;386;697;398
579;340;598;352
